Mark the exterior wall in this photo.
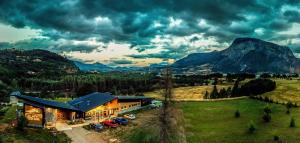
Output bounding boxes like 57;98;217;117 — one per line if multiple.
85;99;119;122
10;96;18;104
45;108;57;127
118;101;141;114
24;104;44;127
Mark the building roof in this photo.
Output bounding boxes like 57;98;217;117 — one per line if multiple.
116;96;153;100
10;91;79;111
10;91;152;112
68;92;117;112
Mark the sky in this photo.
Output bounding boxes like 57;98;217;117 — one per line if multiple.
1;0;300;67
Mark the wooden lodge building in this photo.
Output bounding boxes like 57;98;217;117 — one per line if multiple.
10;91;153;128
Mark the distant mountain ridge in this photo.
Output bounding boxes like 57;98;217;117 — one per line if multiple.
74;61;113;72
173;38;300;73
0;49;78;77
74;61;145;72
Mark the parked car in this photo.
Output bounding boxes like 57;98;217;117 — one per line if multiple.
103;120;118;128
94;123;104;132
150;100;163;108
124;114;136;120
113;117;128;125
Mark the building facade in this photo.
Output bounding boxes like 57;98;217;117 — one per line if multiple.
10;91;153;128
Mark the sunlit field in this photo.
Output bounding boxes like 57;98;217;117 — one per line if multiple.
144;85;231;100
261;79;300;105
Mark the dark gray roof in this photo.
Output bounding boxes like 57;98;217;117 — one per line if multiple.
68;92;117;112
11;92;79;111
10;92;149;112
116;96;153;100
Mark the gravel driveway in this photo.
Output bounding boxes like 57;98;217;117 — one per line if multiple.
64;127;107;143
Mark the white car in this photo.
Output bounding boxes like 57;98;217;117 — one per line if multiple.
150;100;163;108
124;114;136;120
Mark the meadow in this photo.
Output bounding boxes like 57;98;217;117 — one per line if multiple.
180;99;300;143
261;79;300;105
144;85;231;100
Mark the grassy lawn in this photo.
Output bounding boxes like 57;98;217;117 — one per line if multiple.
145;85;231;100
261;79;300;104
0;128;71;143
49;97;72;102
180;99;300;143
0;105;17;123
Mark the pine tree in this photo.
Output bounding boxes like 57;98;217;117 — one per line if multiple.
210;85;219;99
204;90;209;99
219;88;227;98
290;118;296;128
226;87;232;98
231;79;240;97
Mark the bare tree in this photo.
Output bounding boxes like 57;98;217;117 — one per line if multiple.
160;66;173;143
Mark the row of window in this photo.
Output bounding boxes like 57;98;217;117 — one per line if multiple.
120;103;141;110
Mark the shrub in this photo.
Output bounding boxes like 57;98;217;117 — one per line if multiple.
287;102;293;109
235;110;240;118
263;113;271;123
290;118;296;128
273;135;279;141
17;115;27;131
263;106;272;114
286;109;290;114
248;121;256;134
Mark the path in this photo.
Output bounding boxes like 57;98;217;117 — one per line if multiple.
64;127;107;143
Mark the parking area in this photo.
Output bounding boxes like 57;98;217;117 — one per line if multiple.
64;127;108;143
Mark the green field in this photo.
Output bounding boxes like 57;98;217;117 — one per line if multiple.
180;99;300;143
261;79;300;105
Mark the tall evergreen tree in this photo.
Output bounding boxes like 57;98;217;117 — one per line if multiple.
210;85;219;99
231;79;240;97
204;90;209;99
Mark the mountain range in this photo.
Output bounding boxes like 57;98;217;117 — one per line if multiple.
173;38;300;73
1;38;299;75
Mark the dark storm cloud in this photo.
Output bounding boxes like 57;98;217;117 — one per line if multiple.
112;59;133;65
0;38;98;53
0;0;300;61
283;10;300;23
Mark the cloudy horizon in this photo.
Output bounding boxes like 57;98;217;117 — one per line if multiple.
1;0;300;66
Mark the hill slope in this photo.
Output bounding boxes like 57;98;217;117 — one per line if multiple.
173;38;300;73
0;49;78;77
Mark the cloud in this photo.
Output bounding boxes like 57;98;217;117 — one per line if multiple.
0;0;300;65
111;59;134;65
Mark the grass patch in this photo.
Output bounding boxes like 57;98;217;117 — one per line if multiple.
49;97;72;102
0;128;71;143
0;105;16;124
180;98;300;143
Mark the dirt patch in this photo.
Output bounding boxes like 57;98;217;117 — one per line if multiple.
0;123;9;132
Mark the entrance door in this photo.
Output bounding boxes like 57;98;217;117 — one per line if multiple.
57;110;69;121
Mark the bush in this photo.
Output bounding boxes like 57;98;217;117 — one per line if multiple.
286;109;290;114
263;106;272;114
290;118;296;128
263;113;271;123
235;110;240;118
17;115;27;131
248;121;256;134
273;135;279;141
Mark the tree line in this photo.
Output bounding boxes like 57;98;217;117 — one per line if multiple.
204;78;276;99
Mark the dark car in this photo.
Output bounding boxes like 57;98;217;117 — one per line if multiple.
113;117;128;125
94;123;104;132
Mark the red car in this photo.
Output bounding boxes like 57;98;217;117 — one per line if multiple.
102;120;118;128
